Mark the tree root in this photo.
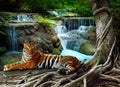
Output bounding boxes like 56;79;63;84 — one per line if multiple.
105;68;120;75
17;72;56;87
39;81;56;87
63;63;99;87
53;78;71;87
33;72;55;87
99;74;120;83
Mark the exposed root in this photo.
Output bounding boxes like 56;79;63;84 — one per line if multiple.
100;74;120;83
63;63;99;87
83;77;87;87
33;72;55;87
93;7;111;16
19;80;37;87
39;81;56;87
105;67;120;75
53;78;71;87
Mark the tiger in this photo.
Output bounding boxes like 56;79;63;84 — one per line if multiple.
4;41;87;74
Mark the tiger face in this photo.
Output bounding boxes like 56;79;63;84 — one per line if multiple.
22;41;37;59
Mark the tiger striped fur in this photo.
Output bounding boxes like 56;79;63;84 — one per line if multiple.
4;41;84;74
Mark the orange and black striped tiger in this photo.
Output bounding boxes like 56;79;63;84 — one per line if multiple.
4;41;86;74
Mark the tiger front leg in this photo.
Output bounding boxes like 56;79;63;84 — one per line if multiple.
4;60;23;71
4;64;14;71
4;59;37;71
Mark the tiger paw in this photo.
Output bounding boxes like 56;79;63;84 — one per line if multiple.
3;64;12;71
57;68;68;74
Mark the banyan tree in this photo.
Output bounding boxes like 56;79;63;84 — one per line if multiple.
1;0;120;87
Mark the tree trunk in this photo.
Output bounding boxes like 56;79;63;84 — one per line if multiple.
1;0;120;87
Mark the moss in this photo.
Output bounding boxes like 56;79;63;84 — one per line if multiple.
0;12;13;21
38;16;57;28
62;12;78;17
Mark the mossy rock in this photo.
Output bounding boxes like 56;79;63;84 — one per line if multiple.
79;40;95;55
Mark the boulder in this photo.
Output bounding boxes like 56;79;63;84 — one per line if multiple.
79;26;96;55
14;23;62;54
79;40;95;55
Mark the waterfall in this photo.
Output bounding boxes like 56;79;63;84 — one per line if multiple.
55;17;94;62
17;14;33;22
7;13;36;53
7;26;18;52
9;14;34;23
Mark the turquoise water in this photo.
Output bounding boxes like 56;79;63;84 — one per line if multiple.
60;49;93;62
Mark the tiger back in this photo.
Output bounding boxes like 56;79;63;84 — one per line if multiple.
4;41;85;74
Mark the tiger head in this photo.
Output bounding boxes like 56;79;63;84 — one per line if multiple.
23;41;37;57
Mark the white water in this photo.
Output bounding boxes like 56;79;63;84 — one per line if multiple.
17;14;33;22
55;18;94;62
9;14;35;23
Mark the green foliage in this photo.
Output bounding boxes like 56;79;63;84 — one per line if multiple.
6;15;13;21
0;0;120;18
16;0;92;16
38;16;57;28
0;12;13;21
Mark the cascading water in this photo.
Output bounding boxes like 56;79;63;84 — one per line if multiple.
55;17;95;62
7;14;35;53
17;14;33;22
7;26;18;53
9;14;34;23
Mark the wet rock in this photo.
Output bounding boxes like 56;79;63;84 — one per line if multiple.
79;27;96;55
86;26;96;43
79;40;95;55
